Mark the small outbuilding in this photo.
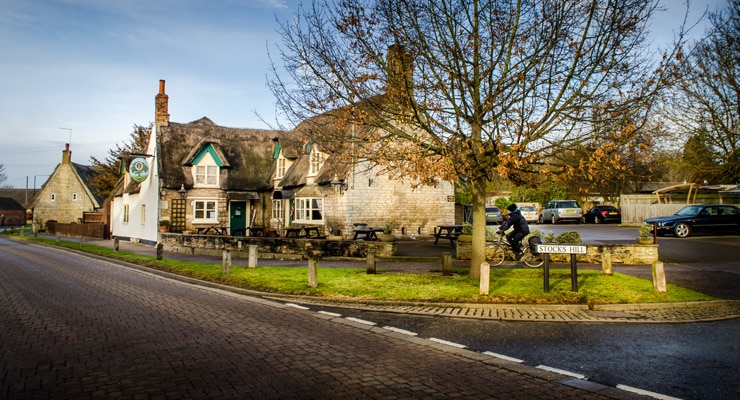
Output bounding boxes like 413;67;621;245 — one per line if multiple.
0;197;26;226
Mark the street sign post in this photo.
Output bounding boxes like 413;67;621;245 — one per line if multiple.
536;244;587;292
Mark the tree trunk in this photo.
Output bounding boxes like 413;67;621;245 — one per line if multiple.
469;176;487;279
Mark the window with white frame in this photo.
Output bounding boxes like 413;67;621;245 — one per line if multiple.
123;205;129;223
295;198;323;222
272;199;283;221
276;156;286;179
194;165;219;186
193;200;218;223
308;145;324;176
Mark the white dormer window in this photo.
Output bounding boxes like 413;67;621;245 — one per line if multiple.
276;154;286;179
190;143;224;188
195;165;219;186
308;144;325;176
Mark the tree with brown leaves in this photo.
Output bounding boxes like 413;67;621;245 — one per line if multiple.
270;0;684;277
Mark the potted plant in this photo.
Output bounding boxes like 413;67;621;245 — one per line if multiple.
380;223;396;241
159;219;170;233
637;223;653;244
457;222;473;242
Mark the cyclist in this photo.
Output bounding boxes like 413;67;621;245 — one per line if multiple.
497;203;530;259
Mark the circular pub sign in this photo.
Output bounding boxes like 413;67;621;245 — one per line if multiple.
129;157;150;183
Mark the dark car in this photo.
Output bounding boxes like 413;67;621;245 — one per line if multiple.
582;205;621;224
485;206;503;225
644;204;740;238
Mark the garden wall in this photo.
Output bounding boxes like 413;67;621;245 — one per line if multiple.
160;233;396;259
456;238;658;264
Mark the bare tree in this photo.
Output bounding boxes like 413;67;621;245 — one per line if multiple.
671;0;739;184
270;0;683;277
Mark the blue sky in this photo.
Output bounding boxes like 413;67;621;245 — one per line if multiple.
0;0;725;189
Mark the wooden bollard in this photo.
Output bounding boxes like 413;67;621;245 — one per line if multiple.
479;262;490;295
308;257;319;287
113;237;119;252
55;231;60;242
156;242;163;260
652;261;667;293
442;252;452;276
248;245;258;269
222;249;231;274
366;251;376;274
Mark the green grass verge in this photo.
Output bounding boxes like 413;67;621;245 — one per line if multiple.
12;235;714;305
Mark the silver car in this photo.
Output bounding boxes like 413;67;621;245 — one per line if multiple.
519;205;539;224
539;200;582;224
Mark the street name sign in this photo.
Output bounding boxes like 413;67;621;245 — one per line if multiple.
536;244;587;254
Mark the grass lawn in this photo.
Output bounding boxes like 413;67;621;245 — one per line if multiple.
11;234;714;305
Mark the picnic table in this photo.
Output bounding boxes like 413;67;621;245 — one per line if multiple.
434;224;462;247
196;226;227;235
352;227;383;241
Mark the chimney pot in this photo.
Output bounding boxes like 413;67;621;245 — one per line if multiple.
159;79;165;94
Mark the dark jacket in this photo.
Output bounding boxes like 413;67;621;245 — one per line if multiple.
500;209;530;235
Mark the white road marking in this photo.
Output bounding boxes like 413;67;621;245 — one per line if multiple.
429;338;466;348
616;384;684;400
382;326;418;336
317;311;342;317
345;317;376;326
285;303;309;310
482;351;523;363
535;365;586;379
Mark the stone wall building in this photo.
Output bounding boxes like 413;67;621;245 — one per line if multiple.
30;144;103;230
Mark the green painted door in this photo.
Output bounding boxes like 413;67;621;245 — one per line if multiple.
230;202;247;236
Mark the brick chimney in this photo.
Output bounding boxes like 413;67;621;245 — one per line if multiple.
386;44;414;110
155;79;170;126
62;143;71;164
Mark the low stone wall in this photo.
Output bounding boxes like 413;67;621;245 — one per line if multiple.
456;238;658;264
160;233;396;259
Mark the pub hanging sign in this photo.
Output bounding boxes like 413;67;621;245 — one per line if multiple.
129;157;150;183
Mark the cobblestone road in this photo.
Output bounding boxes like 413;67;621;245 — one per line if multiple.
0;238;649;399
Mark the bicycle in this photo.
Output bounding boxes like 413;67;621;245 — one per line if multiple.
486;233;544;268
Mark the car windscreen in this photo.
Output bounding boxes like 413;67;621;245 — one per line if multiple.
675;206;702;216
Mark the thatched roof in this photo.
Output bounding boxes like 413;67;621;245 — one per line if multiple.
158;117;284;191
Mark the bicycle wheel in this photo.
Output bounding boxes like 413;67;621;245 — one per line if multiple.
522;249;544;268
486;244;506;266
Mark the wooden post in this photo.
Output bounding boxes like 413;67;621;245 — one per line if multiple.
366;251;376;274
248;245;258;269
55;231;60;242
479;262;490;295
222;249;231;274
156;242;163;260
308;257;319;287
79;236;85;247
442;252;452;276
652;261;667;293
601;248;613;275
113;237;119;252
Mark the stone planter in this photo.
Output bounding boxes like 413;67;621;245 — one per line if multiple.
636;236;653;245
457;234;472;243
380;233;396;242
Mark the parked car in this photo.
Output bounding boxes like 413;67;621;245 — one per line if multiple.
644;204;740;238
519;205;539;224
485;206;503;225
582;205;621;224
539;200;582;224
